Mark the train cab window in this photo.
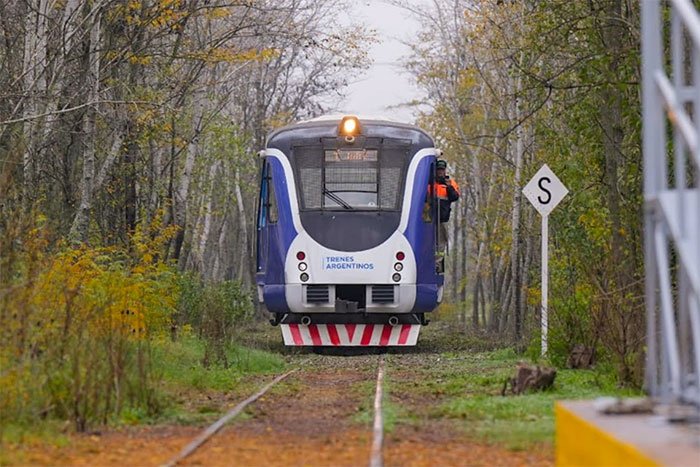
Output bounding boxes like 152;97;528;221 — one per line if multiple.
323;149;379;209
294;140;408;211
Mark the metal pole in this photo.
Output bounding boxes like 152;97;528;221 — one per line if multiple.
641;0;664;398
542;214;548;357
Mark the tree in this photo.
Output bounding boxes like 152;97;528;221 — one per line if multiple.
403;0;645;383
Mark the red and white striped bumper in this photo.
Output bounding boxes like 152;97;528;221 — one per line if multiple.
280;323;421;346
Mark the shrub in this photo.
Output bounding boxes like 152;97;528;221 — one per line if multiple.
175;276;252;367
0;218;179;433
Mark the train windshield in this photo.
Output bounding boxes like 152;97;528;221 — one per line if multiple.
294;139;408;211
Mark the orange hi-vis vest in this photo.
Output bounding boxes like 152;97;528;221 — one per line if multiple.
428;178;460;201
428;178;460;222
430;179;460;199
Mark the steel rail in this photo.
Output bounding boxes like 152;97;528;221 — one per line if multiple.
162;369;297;467
369;355;386;467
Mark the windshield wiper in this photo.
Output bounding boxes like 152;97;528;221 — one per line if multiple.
323;188;353;210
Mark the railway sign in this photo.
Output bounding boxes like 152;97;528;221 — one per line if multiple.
522;164;569;216
523;164;569;357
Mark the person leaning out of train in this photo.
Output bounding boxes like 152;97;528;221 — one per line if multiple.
433;159;460;221
428;159;460;259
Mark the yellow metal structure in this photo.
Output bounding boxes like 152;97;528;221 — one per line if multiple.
555;402;658;467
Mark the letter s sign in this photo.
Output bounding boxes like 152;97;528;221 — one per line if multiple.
522;164;568;217
537;177;552;205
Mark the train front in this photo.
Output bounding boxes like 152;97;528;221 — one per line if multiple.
256;116;443;346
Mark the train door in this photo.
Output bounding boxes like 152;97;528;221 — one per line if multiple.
256;159;270;273
256;158;280;275
424;160;441;273
431;161;443;273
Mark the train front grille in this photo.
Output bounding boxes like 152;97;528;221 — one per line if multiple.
305;285;330;303
371;285;395;303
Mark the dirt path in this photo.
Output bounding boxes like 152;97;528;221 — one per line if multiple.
5;352;553;466
184;357;378;466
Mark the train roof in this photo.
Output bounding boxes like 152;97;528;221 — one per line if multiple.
300;113;401;124
265;114;435;151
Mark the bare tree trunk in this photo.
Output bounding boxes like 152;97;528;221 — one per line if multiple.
69;11;102;244
174;91;204;264
195;160;221;277
599;0;629;286
510;56;525;343
21;0;49;209
473;241;485;329
234;168;250;286
460;201;468;307
212;213;230;281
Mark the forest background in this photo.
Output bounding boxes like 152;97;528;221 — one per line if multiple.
0;0;644;433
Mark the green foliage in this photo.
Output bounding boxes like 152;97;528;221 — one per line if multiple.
175;274;253;367
410;0;646;386
156;335;284;394
152;334;285;426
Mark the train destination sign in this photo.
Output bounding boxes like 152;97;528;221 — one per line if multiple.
522;164;568;216
325;149;378;162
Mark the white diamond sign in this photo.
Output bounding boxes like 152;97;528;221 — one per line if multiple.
522;164;569;216
522;164;569;357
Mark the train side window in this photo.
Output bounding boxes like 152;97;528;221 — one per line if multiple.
267;162;278;224
423;162;435;223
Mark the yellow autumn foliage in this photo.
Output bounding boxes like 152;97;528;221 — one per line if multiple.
0;215;179;431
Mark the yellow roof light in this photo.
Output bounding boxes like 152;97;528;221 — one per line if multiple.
339;116;361;136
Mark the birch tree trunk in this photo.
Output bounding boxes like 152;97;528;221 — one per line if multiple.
21;0;49;209
510;53;525;342
194;160;221;276
69;11;102;244
174;90;204;265
234;168;250;287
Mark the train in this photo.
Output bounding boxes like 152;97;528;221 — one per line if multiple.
255;115;445;346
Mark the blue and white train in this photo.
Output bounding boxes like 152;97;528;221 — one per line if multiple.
256;115;444;346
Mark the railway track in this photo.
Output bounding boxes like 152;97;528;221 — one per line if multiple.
5;346;555;466
163;355;388;467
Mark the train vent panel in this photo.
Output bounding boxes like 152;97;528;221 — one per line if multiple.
305;285;330;303
371;285;395;303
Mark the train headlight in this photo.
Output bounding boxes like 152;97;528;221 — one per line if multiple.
396;251;405;261
300;273;309;282
296;251;306;260
338;116;361;136
298;262;308;271
394;262;403;272
392;273;401;282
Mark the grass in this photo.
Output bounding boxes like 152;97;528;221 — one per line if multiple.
1;330;287;442
155;336;286;392
352;380;379;426
146;335;287;425
0;420;71;466
427;348;642;450
0;420;70;446
348;359;415;433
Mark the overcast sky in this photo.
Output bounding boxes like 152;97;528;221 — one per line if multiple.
332;1;426;124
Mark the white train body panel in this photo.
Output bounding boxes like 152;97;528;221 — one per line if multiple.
285;231;416;314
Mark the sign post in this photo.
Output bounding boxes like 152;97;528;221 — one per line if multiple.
522;164;568;356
